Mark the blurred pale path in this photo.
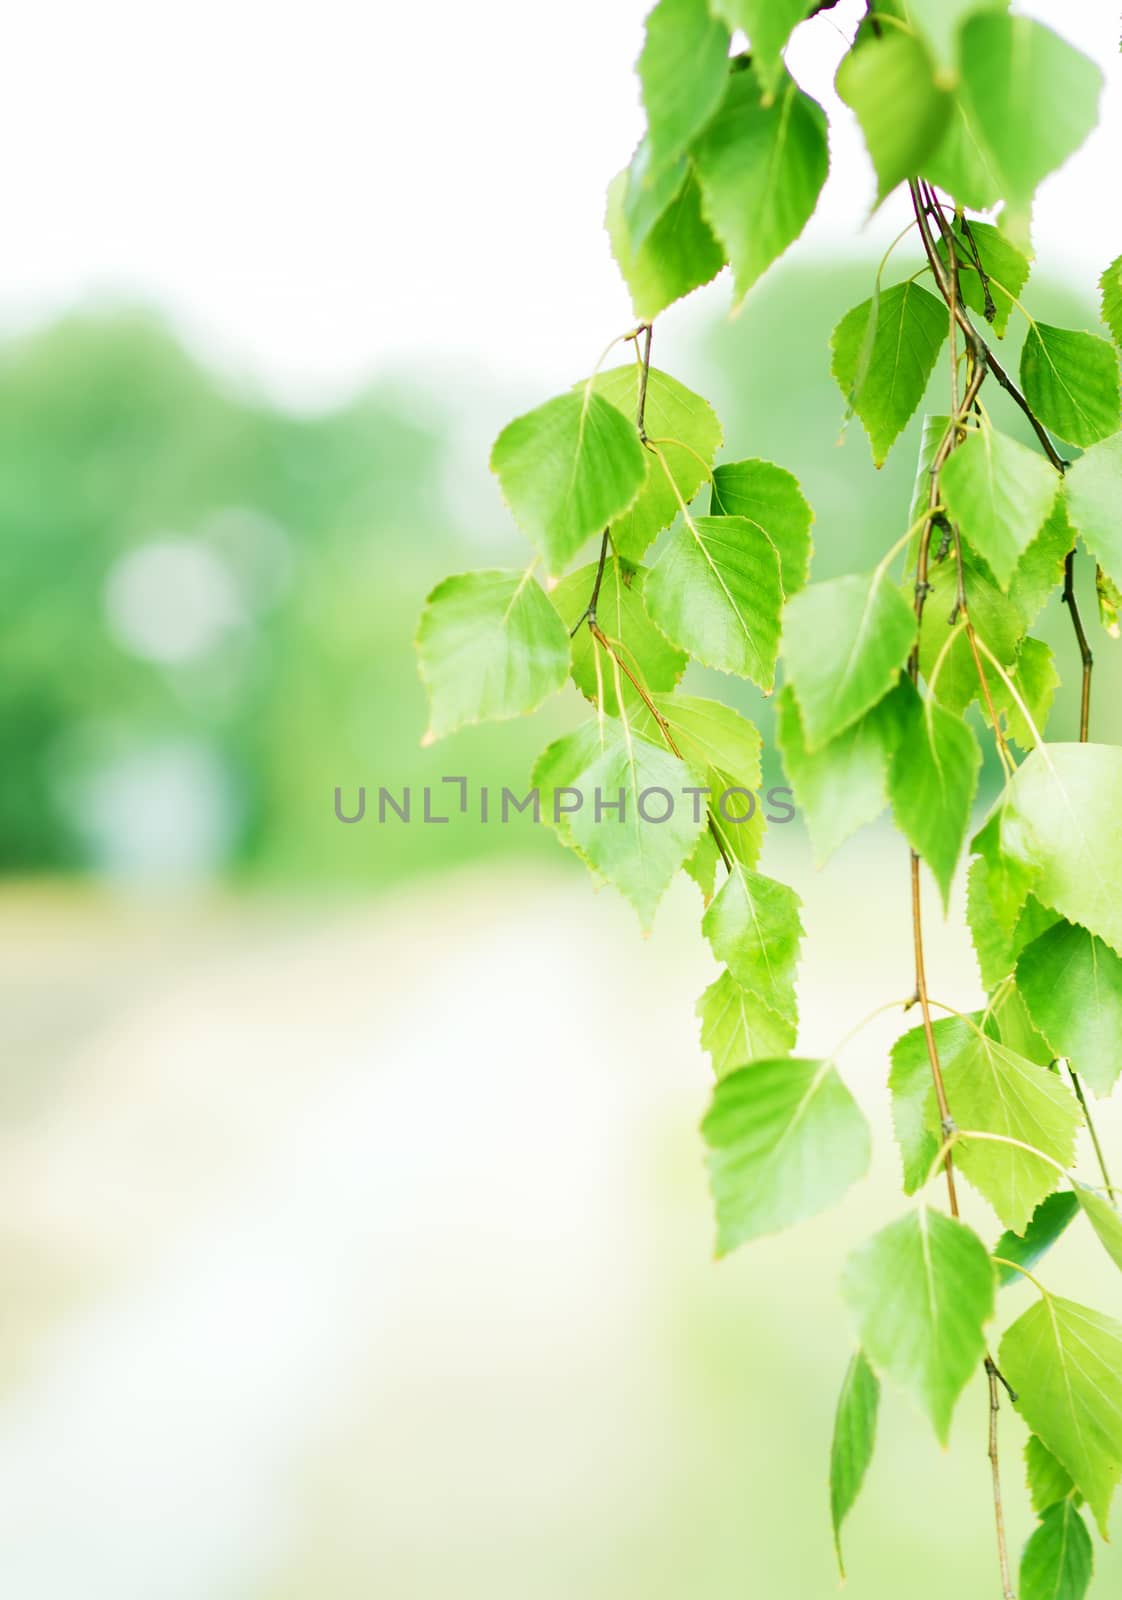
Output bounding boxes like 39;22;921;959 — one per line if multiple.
1;848;1119;1597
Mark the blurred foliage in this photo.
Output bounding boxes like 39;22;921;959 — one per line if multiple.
2;266;1115;882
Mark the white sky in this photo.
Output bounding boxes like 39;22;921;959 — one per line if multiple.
4;0;1119;407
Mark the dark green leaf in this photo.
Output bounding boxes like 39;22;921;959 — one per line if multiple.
1025;1432;1077;1515
1020;323;1121;449
831;282;948;465
710;457;814;598
994;1192;1080;1288
935;218;1030;338
1020;1499;1093;1600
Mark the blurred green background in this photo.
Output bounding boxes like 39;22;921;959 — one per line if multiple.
3;259;1122;1598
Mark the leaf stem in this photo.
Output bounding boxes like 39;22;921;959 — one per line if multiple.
1062;550;1093;743
1066;1064;1117;1202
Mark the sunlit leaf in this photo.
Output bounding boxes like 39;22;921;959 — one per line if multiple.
606;165;726;322
552;556;686;716
1100;252;1122;348
645;511;784;689
701;864;803;1026
1074;1183;1122;1274
638;0;729;175
491;389;647;574
710;457;814;598
692;62;828;304
703;1056;870;1253
939;424;1059;589
416;569;570;739
935;217;1030;338
589;365;723;561
829;1349;880;1576
697;968;796;1080
888;680;982;908
1016;919;1122;1096
836;29;952;206
783;567;917;749
709;0;807;100
842;1208;994;1444
1063;433;1122;592
1001;1294;1122;1536
1025;1432;1077;1515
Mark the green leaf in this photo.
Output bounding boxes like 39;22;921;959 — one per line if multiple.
642;693;767;869
958;14;1102;214
703;1057;871;1254
710;458;814;598
831;281;948;466
1008;499;1074;630
638;0;729;175
1101;253;1122;348
918;550;1024;715
532;721;613;858
935;217;1030;338
1025;1432;1077;1515
644;511;784;689
491;389;647;575
565;728;706;927
896;0;1009;66
776;682;908;865
842;1208;994;1444
416;569;570;740
1064;433;1122;592
924;98;1003;212
697;969;796;1080
1020;323;1121;449
939;425;1059;588
981;636;1058;753
621;138;689;252
994;1192;1080;1289
552;556;686;716
1074;1183;1122;1274
836;30;952;207
888;681;982;909
932;1029;1081;1233
709;0;807;101
829;1349;880;1577
980;743;1122;956
889;1013;977;1195
1000;1295;1122;1537
589;366;723;562
967;809;1040;983
1020;1499;1093;1600
782;567;917;749
692;63;828;305
1016;920;1122;1096
606;164;726;322
701;864;803;1026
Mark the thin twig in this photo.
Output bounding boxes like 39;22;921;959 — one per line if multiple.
570;530;612;636
1062;550;1093;741
589;621;733;872
984;1357;1016;1600
1067;1063;1117;1202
